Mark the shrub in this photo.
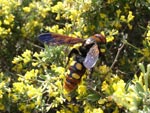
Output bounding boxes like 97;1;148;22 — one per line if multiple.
0;0;150;113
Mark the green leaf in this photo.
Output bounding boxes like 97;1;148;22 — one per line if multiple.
139;63;145;74
147;64;150;77
134;82;145;98
87;93;100;102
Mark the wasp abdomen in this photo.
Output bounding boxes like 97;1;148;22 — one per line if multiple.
64;60;86;91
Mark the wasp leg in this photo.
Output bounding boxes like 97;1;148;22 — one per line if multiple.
88;68;94;79
68;48;79;58
66;48;79;67
87;68;94;88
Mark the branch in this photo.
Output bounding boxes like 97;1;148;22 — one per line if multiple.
109;33;128;70
26;40;44;49
110;43;125;69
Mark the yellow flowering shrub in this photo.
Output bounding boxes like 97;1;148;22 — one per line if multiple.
0;0;150;113
10;45;67;113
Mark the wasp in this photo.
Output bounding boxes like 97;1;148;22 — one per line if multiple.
38;33;106;92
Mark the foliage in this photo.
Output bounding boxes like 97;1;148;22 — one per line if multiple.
0;0;150;113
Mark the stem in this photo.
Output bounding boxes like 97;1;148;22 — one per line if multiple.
27;40;44;49
122;39;139;50
110;43;125;69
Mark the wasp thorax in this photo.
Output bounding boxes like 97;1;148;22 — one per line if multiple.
84;38;95;45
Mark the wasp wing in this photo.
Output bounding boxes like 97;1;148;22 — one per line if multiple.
38;33;84;45
83;44;99;69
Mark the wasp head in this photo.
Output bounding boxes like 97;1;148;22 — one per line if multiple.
93;34;106;44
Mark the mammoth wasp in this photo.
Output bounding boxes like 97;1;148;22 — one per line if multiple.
38;33;106;92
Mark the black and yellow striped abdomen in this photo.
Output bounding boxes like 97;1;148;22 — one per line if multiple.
64;60;86;92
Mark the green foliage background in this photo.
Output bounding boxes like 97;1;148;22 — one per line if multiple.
0;0;150;113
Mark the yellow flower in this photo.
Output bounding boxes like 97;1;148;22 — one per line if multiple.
53;66;65;74
106;29;118;43
56;96;64;104
22;50;32;57
22;50;32;64
127;23;133;30
0;72;4;78
113;80;126;96
77;84;87;95
41;7;50;18
92;108;103;113
101;81;109;93
49;25;59;32
120;15;126;22
18;103;26;111
112;107;119;113
73;31;82;38
0;90;3;98
27;85;42;98
99;65;109;74
3;19;9;25
35;96;41;105
56;13;60;20
32;62;38;67
98;98;106;105
116;9;121;17
23;7;31;13
113;21;122;29
48;85;59;97
81;1;91;12
91;25;95;30
0;103;5;110
111;29;119;35
33;20;38;27
141;48;150;57
24;69;38;80
100;31;105;36
106;35;114;43
51;2;63;12
147;30;150;37
100;13;107;19
84;103;93;113
63;110;72;113
124;3;130;12
83;26;87;32
3;14;14;25
0;27;10;35
11;94;18;102
23;57;30;64
55;80;62;88
0;81;5;89
127;11;134;23
12;63;23;73
12;56;22;64
39;51;45;56
13;82;25;93
67;104;79;113
74;105;79;113
56;110;63;113
57;29;64;34
69;9;79;20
